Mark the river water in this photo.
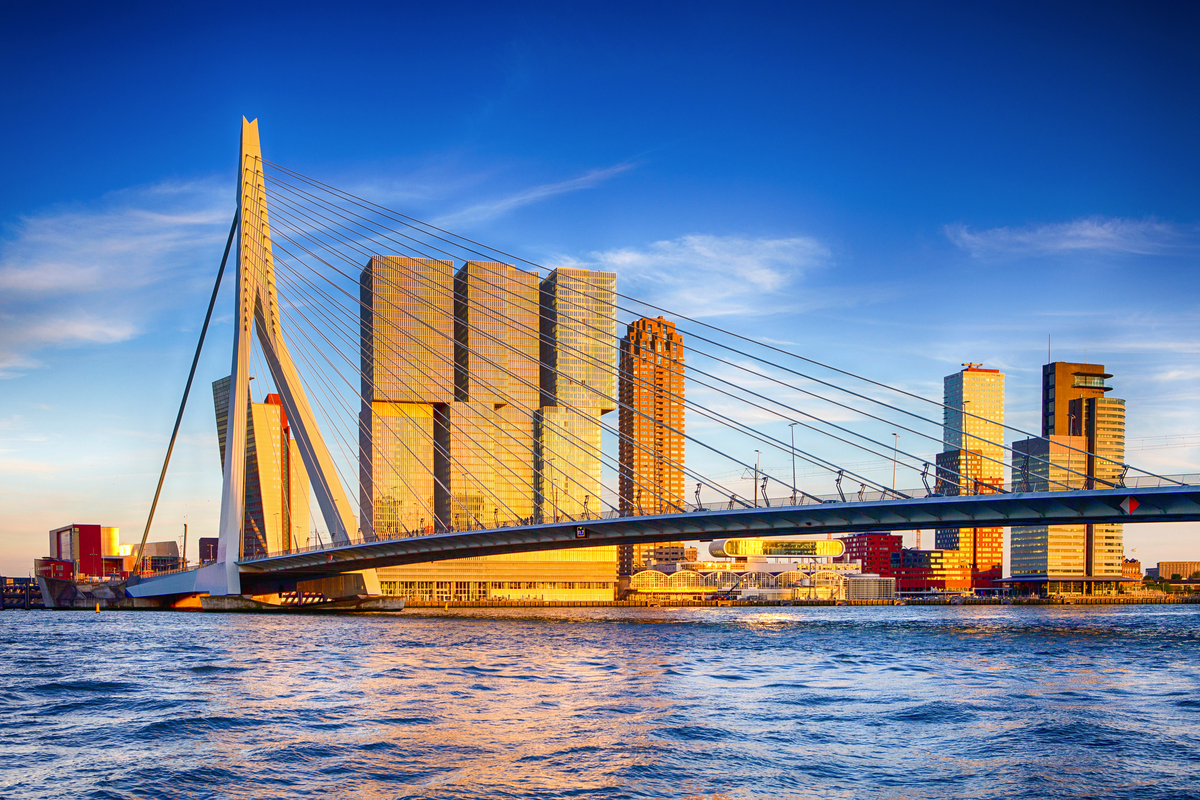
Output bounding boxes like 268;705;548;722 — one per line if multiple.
2;605;1199;799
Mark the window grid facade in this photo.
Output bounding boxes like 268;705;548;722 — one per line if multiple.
937;366;1005;588
617;316;686;574
361;260;617;599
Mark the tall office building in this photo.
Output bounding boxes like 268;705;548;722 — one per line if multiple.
358;255;454;536
213;377;310;558
537;267;617;521
1009;435;1092;589
934;364;1004;588
617;316;686;575
540;268;618;414
496;269;542;522
360;258;618;601
1009;362;1126;595
1041;361;1110;438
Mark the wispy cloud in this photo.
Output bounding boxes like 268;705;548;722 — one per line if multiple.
433;162;635;228
945;217;1193;258
556;233;830;317
0;180;229;377
0;456;56;474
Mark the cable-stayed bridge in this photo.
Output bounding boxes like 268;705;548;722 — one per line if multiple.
125;118;1200;603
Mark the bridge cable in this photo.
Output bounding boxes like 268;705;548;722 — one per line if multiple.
272;258;618;524
263;191;905;501
262;204;744;513
260;159;1174;486
131;210;238;577
272;253;676;525
272;267;535;529
260;173;1087;494
262;199;996;503
264;211;802;509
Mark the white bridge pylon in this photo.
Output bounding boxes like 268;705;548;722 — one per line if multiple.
210;118;362;596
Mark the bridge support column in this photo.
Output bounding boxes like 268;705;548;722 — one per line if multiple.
210;118;373;596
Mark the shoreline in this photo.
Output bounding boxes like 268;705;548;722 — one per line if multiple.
9;594;1196;611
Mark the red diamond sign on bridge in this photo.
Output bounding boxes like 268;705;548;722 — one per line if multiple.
1120;496;1140;515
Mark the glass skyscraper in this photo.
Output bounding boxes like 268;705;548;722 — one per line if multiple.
536;267;617;522
359;258;618;601
1008;362;1127;595
934;364;1005;589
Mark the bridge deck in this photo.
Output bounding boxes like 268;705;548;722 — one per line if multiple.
241;484;1199;577
123;484;1200;598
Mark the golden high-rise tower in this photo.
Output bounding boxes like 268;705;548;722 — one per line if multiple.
618;316;686;574
359;259;618;601
1009;362;1126;594
934;364;1004;588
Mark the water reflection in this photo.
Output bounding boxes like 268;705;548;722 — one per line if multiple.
1;606;1198;798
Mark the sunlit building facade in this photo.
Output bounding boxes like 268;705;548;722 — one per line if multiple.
213;378;309;558
618;316;685;514
1159;562;1200;581
891;547;973;593
536;267;617;523
539;267;617;414
617;316;686;574
534;406;603;520
840;532;903;576
358;256;454;536
1007;362;1127;595
361;258;618;601
1009;434;1125;594
1041;361;1111;438
935;364;1004;589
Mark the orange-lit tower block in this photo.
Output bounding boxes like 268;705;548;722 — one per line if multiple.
618;317;686;573
935;364;1005;589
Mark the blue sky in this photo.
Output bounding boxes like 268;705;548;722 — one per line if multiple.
2;1;1198;574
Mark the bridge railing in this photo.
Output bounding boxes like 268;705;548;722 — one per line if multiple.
238;473;1198;563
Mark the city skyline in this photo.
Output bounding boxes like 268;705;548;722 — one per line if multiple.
6;7;1200;799
2;5;1199;575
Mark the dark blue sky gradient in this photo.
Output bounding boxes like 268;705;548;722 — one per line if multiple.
3;2;1197;225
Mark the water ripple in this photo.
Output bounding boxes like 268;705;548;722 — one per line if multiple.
2;606;1200;798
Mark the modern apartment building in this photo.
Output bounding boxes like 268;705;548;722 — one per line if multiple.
618;316;685;513
839;532;903;577
934;364;1005;588
1041;361;1111;438
1158;562;1200;580
837;532;971;593
1008;362;1128;596
213;378;309;558
617;316;686;574
359;257;618;601
891;547;973;593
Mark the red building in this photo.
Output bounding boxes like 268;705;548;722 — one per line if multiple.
33;558;74;581
839;532;973;593
840;532;902;575
40;524;124;581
